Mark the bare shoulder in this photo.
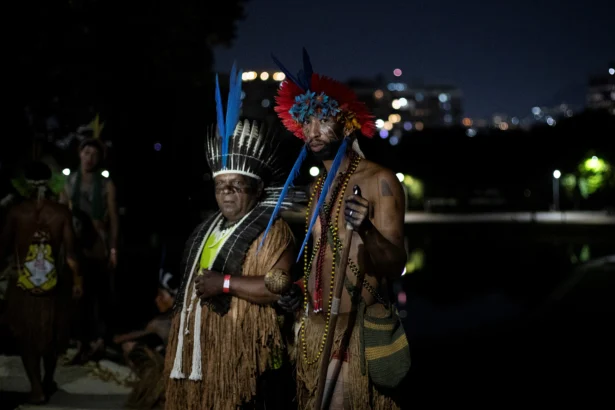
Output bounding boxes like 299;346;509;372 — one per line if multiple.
355;159;403;199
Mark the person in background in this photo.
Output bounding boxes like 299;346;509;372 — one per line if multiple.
113;268;177;409
60;115;119;363
0;161;82;404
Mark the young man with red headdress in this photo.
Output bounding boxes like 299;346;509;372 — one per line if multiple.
264;49;409;409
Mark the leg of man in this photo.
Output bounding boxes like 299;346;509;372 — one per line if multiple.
42;346;59;397
21;349;45;403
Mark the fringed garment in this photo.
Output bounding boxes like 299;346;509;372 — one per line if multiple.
295;305;401;410
4;275;71;355
126;345;166;409
164;216;293;410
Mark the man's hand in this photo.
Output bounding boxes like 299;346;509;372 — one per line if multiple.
109;249;118;268
277;283;303;312
194;270;224;300
72;283;83;299
344;185;369;232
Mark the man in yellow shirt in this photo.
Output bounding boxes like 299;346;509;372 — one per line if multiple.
164;65;296;410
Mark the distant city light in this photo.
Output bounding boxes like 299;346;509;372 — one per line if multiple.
154;142;161;151
387;83;406;91
261;99;270;107
396;173;404;182
466;128;477;137
379;129;389;138
272;72;286;81
403;121;413;131
546;117;556;126
62;168;70;176
415;93;424;102
415;121;424;131
388;113;401;123
553;170;561;179
462;117;472;127
532;106;541;115
391;99;401;110
260;72;269;81
375;119;385;128
609;68;615;75
241;71;257;81
444;114;453;123
499;122;509;130
438;93;448;103
389;136;399;146
393;68;402;77
101;170;110;178
398;97;408;107
511;117;519;125
374;89;384;99
309;167;319;177
383;121;393;131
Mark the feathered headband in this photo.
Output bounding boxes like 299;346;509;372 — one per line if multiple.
259;49;374;259
272;48;376;140
206;63;284;184
77;114;107;155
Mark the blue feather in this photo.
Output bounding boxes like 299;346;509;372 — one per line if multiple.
258;145;308;251
221;63;243;168
271;53;306;91
296;138;349;261
215;74;225;144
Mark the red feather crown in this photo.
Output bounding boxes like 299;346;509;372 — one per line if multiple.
274;73;376;141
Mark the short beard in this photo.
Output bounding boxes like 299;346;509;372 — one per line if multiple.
311;139;343;161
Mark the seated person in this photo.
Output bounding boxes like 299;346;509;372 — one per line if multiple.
113;269;177;409
113;272;176;365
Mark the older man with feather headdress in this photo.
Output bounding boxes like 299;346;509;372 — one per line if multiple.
163;65;299;410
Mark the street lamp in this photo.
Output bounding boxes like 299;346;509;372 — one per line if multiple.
552;170;561;211
309;166;319;177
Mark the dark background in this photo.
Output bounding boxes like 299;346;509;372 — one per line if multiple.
2;0;615;407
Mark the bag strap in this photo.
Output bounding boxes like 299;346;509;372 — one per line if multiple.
325;223;389;307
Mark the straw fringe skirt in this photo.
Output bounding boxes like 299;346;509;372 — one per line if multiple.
295;313;400;410
4;284;68;355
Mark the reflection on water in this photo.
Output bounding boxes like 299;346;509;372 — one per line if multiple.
394;223;615;404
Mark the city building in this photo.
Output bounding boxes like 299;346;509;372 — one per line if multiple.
348;77;463;145
586;62;615;114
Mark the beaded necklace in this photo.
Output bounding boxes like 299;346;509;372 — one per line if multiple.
299;153;361;365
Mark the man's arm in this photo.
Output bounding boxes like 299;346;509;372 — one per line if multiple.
0;207;16;262
228;248;294;304
196;247;295;305
345;170;407;278
107;180;120;253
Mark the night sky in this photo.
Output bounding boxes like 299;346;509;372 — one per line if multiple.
216;0;614;120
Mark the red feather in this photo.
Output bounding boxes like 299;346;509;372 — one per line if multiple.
275;73;375;141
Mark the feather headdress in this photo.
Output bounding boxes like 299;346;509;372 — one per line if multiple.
272;48;376;141
206;63;288;187
260;49;375;259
